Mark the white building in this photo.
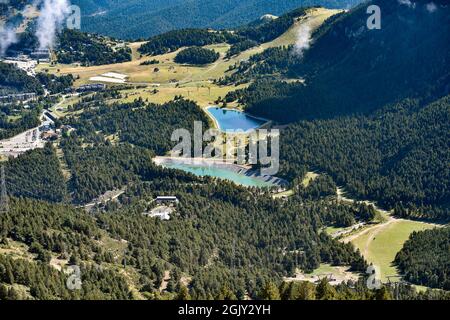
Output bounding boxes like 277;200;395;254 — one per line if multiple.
146;206;174;221
155;196;179;204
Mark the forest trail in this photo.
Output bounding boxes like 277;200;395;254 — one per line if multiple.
340;215;397;245
336;186;397;244
336;187;391;215
337;186;441;281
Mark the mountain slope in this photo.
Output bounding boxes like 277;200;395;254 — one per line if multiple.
0;62;43;95
214;1;450;220
279;96;450;221
395;227;450;290
75;0;361;39
242;0;450;122
72;0;183;16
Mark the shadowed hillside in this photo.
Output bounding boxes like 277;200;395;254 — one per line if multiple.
244;0;450;122
74;0;361;39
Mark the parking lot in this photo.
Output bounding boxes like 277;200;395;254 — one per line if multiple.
0;113;55;158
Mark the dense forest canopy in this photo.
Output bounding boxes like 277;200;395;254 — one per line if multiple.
395;228;450;290
62;141;168;204
3;172;367;295
6;144;68;203
226;0;450;122
278;96;450;221
0;198;132;299
1;161;447;300
56;29;132;66
73;0;362;40
1;195;447;300
0;145;374;299
0;0;449;301
64;98;210;155
0;62;43;95
174;47;220;65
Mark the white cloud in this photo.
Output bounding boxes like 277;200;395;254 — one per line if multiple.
36;0;71;50
398;0;416;8
293;25;312;58
426;2;438;13
0;27;18;56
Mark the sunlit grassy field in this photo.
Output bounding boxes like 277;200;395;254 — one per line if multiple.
36;8;339;108
351;220;436;281
118;84;248;107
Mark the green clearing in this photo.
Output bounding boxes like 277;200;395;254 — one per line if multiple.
302;171;319;187
7;115;22;122
325;226;345;235
273;171;319;199
272;189;294;199
285;263;360;284
308;264;338;276
37;8;339;108
351;219;437;281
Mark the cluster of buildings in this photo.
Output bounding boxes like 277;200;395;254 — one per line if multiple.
30;49;51;62
1;49;50;76
64;83;106;94
77;83;106;92
39;120;62;141
143;196;179;221
0;92;37;104
1;55;38;76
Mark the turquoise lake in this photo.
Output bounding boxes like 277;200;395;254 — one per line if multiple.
158;161;277;188
154;108;279;188
206;107;266;131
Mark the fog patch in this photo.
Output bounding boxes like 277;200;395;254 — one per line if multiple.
35;0;71;50
398;0;416;8
426;2;438;13
0;27;18;56
293;25;312;58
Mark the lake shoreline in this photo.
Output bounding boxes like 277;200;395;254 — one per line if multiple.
153;156;289;188
204;106;270;132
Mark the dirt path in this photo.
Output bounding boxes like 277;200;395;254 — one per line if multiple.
80;188;126;210
341;216;396;244
336;186;399;245
55;145;72;182
362;219;396;257
338;186;442;255
336;187;391;215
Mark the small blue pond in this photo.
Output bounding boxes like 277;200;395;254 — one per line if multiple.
206;106;266;132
